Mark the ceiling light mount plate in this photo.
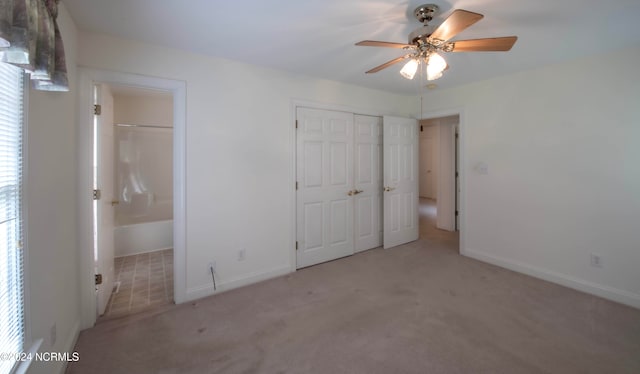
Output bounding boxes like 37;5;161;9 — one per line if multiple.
413;4;440;24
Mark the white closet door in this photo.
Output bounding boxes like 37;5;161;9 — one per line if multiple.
296;108;354;268
354;115;382;252
383;115;419;249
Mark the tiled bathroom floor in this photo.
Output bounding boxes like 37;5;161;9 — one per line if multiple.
104;249;174;318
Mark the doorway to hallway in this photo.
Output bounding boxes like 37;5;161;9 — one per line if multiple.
418;115;459;233
417;115;460;250
419;198;459;249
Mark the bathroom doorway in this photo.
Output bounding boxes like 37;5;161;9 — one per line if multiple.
93;83;175;319
78;68;186;329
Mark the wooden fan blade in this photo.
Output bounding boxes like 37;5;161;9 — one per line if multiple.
356;40;414;49
429;9;484;44
451;36;518;52
365;55;410;74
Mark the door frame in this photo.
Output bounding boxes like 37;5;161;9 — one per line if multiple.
77;68;187;329
420;107;466;254
289;99;385;271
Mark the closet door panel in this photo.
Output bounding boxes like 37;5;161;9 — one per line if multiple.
354;115;383;252
296;108;354;268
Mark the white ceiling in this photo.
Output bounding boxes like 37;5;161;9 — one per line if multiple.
62;0;640;95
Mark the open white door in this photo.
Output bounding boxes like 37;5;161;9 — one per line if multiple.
94;84;115;315
354;115;382;252
383;115;419;249
296;107;354;268
436;118;458;231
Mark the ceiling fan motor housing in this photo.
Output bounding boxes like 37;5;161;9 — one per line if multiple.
414;4;439;24
410;4;439;45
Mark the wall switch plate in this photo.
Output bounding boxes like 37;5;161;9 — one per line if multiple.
476;162;489;175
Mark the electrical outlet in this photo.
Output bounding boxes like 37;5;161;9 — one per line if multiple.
238;249;246;261
590;254;603;268
50;323;57;346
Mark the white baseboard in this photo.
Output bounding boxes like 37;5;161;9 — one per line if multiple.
56;320;81;374
185;265;291;302
461;248;640;309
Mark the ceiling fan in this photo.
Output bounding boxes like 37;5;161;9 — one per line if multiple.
355;4;517;81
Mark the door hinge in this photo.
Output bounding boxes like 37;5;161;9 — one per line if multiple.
420;125;423;132
455;172;459;178
295;241;298;250
295;120;298;129
93;189;101;200
94;104;101;115
455;210;459;216
455;132;459;139
295;181;298;190
95;274;103;285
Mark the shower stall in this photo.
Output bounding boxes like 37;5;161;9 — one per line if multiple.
113;123;173;256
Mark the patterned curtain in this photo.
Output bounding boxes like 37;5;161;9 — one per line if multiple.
0;0;68;91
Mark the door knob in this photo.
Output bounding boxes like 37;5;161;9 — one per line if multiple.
354;190;363;195
384;187;396;192
111;200;120;206
347;190;354;196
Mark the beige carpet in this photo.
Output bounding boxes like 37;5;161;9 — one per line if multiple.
68;200;640;373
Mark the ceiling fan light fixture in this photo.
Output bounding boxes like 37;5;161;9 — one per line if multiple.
400;58;419;80
356;6;518;85
426;52;447;80
426;70;443;81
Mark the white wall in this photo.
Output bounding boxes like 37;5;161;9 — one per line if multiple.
77;31;417;300
422;46;640;308
114;94;173;126
25;4;80;374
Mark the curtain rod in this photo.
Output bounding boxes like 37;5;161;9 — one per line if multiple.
114;123;173;129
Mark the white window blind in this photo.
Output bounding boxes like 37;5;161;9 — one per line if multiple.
0;62;25;374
